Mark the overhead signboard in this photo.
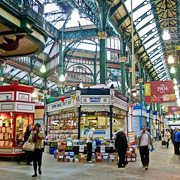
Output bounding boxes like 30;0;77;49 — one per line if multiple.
144;80;175;103
165;106;180;115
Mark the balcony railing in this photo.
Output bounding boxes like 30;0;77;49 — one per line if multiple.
3;0;44;27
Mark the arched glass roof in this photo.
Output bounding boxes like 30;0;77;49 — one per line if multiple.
124;0;170;80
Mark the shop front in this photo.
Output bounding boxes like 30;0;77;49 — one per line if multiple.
147;109;153;134
0;81;35;157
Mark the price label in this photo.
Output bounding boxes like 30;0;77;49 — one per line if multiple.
100;145;105;153
79;145;84;152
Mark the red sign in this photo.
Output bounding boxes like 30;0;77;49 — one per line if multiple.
165;106;180;115
144;80;176;103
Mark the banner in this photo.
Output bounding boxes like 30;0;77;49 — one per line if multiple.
165;106;180;115
144;80;176;103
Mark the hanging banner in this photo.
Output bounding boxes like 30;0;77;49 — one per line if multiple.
144;80;176;103
165;106;180;115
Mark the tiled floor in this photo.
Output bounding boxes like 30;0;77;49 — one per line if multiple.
0;141;180;180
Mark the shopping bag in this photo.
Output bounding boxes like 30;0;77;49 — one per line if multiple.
92;141;96;150
22;141;35;151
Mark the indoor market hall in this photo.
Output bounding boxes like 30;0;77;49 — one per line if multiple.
0;0;180;180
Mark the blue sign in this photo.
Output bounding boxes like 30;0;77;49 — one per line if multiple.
84;130;106;135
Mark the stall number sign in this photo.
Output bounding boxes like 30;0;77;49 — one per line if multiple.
100;146;105;153
79;145;84;152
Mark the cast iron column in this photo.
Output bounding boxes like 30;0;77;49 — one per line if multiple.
78;106;81;139
98;32;107;84
0;62;4;86
110;105;113;140
129;55;133;102
139;66;144;105
58;41;63;95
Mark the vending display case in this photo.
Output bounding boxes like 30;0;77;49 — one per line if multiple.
0;81;35;157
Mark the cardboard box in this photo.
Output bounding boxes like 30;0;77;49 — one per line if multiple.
57;152;64;162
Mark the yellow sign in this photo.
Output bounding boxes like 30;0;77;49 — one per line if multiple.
144;83;151;96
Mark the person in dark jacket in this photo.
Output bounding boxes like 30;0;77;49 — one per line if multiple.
115;128;128;168
23;125;32;165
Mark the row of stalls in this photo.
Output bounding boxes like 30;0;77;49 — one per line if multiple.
130;104;163;139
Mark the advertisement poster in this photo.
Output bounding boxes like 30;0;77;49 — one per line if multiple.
165;106;180;115
144;80;175;103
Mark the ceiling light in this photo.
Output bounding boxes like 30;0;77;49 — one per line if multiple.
32;92;36;97
71;9;80;22
173;78;177;84
162;106;165;110
128;88;131;93
162;29;170;40
170;66;175;74
79;83;83;88
174;85;178;90
40;65;46;73
59;74;65;82
168;55;174;64
177;99;180;105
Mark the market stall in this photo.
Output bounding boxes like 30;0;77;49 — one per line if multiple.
132;104;147;135
147;108;153;134
0;81;35;157
46;85;129;154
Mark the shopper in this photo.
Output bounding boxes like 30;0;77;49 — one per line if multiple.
86;128;95;162
138;126;153;170
115;128;128;168
29;123;45;177
23;125;32;165
175;129;180;155
172;129;178;154
164;129;171;149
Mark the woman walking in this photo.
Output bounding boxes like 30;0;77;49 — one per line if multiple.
164;129;171;149
29;123;45;177
23;125;32;165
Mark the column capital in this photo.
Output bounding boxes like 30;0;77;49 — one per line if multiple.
120;56;126;63
0;77;4;81
138;78;143;83
43;90;48;94
57;82;63;88
98;32;107;40
129;67;132;72
30;72;34;77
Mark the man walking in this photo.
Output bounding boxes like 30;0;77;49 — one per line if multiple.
175;129;180;155
115;128;128;168
138;126;153;170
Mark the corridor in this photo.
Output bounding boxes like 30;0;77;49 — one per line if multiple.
0;141;179;180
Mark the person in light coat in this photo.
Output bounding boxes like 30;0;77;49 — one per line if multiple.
164;129;171;149
137;126;153;170
86;128;95;162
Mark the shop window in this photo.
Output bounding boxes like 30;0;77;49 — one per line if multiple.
15;114;33;147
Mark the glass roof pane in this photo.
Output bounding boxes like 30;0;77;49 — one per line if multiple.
11;69;20;76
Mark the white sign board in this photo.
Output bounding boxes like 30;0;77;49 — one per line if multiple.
100;146;105;153
79;145;84;152
81;96;110;105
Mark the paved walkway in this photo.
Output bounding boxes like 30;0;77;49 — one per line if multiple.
0;141;180;180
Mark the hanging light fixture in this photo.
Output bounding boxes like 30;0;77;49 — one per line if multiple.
168;55;174;64
162;105;165;110
71;8;80;22
79;83;83;88
40;54;46;73
173;78;177;84
32;92;36;97
170;66;176;74
59;74;65;82
40;65;46;73
174;85;178;90
162;29;170;40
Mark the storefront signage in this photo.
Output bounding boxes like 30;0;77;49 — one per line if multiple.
114;97;128;111
17;92;31;102
133;109;141;116
110;89;115;105
142;110;147;117
0;92;14;101
144;80;175;103
47;98;76;112
76;90;81;107
81;96;110;105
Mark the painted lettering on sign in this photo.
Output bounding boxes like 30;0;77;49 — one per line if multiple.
19;94;29;101
89;97;101;103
